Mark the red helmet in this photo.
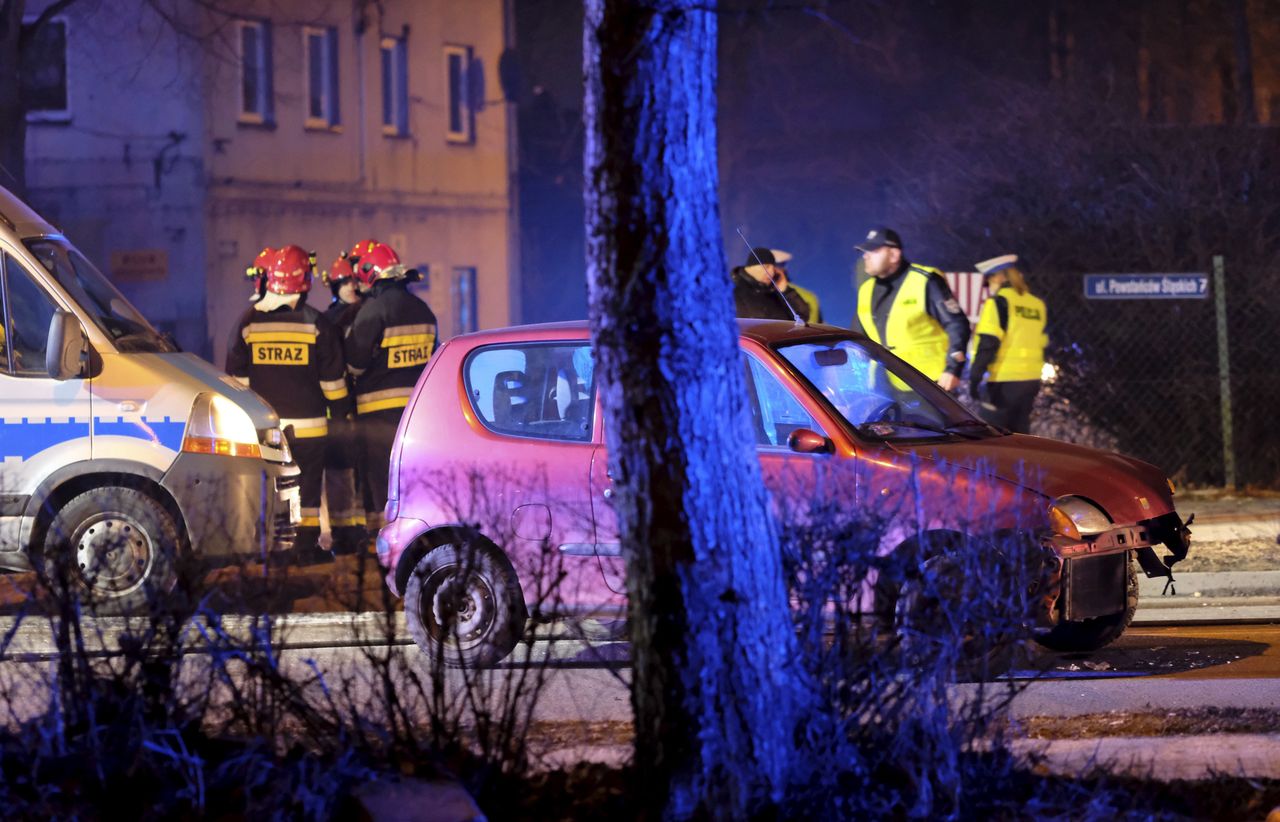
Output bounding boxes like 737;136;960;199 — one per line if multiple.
353;240;409;286
321;251;355;288
246;246;276;281
265;245;315;295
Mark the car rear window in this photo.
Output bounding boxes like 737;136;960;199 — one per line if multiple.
464;342;595;442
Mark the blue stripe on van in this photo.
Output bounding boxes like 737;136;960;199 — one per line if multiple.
93;416;185;452
0;416;185;461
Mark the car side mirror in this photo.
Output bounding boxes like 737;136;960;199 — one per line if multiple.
787;428;832;455
46;309;86;380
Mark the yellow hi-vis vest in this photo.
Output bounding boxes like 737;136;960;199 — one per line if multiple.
857;266;950;383
973;286;1048;382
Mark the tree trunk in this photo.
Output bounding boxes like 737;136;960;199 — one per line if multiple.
0;0;28;197
583;1;806;817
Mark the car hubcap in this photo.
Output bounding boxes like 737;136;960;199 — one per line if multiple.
74;516;153;597
426;566;496;646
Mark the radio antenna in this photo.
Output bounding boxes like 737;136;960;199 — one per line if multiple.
734;227;805;326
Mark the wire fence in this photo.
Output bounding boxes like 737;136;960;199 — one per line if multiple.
1026;259;1279;489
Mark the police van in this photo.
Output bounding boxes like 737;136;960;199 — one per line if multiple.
0;186;299;612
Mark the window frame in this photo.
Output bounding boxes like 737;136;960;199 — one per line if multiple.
461;341;597;444
303;25;340;130
237;18;274;125
443;44;475;144
21;15;70;123
380;35;408;137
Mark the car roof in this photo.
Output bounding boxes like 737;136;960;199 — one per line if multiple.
448;319;869;347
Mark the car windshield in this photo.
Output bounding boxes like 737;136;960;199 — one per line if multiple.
775;337;997;441
23;237;175;353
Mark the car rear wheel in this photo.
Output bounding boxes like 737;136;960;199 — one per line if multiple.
42;486;181;615
404;539;528;668
1035;554;1138;653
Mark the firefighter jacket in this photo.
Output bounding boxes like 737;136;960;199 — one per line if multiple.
969;286;1048;384
345;280;438;415
226;299;351;438
324;298;361;332
856;263;970;382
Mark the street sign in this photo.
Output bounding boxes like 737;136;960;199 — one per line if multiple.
1083;273;1208;299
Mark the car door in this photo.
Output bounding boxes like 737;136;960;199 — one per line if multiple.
588;343;847;599
458;340;612;612
0;250;94;551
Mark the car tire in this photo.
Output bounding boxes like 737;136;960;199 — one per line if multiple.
42;486;181;615
1034;554;1139;653
404;539;528;668
888;553;1016;681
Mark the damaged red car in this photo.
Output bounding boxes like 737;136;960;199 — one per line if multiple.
376;320;1191;666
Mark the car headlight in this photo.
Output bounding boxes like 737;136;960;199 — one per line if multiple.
1048;496;1112;540
182;392;262;458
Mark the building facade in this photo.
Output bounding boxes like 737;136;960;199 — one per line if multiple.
24;0;518;363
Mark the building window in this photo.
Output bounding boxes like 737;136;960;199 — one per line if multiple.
304;26;339;129
238;19;274;124
381;35;408;136
452;267;478;335
21;17;69;121
444;45;475;143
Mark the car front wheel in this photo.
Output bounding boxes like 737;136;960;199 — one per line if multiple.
1035;554;1138;653
404;539;528;668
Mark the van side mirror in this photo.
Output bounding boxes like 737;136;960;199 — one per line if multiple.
46;309;86;380
788;428;832;455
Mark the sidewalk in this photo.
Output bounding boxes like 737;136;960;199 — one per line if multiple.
1134;570;1280;624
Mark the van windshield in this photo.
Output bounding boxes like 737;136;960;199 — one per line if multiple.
23;237;175;353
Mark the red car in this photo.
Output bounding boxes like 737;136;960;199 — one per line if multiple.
376;320;1191;666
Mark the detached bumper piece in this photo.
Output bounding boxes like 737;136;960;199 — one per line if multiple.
1135;511;1192;579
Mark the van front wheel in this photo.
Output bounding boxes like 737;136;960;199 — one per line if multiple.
42;487;181;614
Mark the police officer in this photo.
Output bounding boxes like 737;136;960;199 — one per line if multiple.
853;226;970;390
770;249;822;323
345;240;438;531
319;252;366;554
968;254;1048;434
732;247;810;321
227;246;351;565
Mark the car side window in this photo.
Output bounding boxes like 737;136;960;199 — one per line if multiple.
1;253;58;377
464;342;595;442
745;354;819;447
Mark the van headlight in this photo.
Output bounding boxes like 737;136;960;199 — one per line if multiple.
1048;496;1112;540
182;392;262;459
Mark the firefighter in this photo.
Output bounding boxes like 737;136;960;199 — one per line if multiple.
227;245;351;565
968;254;1048;434
318;252;366;554
345;240;438;532
246;246;276;303
853;226;970;391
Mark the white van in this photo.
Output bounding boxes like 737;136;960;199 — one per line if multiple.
0;186;299;611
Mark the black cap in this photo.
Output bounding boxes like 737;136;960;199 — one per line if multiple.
743;247;776;268
855;226;902;252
